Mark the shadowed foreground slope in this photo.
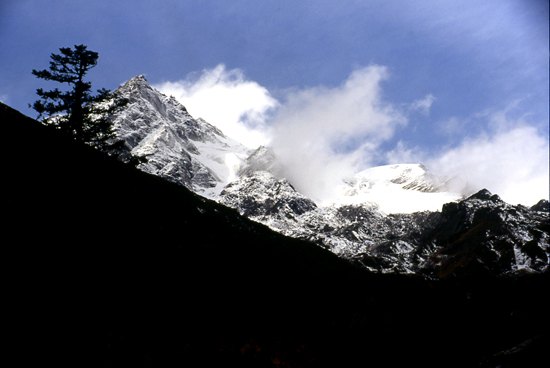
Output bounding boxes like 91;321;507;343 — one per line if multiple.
3;102;548;367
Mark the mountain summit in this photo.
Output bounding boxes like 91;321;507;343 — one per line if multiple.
112;75;252;197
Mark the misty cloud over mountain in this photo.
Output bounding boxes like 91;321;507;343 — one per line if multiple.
155;65;549;206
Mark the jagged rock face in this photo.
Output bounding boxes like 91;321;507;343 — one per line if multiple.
219;146;319;227
220;171;317;226
347;189;549;277
255;203;441;274
111;75;251;194
238;187;549;277
422;190;549;278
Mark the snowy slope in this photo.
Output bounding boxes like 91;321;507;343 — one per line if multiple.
331;164;463;214
188;133;251;198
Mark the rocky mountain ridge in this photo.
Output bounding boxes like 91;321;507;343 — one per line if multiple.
110;75;549;278
112;75;252;197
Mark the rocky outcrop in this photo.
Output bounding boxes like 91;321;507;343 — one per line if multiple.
220;171;317;226
349;189;549;278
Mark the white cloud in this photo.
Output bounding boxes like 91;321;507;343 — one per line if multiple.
436;116;470;136
410;94;435;115
0;94;8;104
155;64;407;202
425;120;549;206
154;64;277;147
385;105;549;206
269;65;407;201
385;141;423;165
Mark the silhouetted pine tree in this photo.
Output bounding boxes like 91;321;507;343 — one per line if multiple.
30;44;129;158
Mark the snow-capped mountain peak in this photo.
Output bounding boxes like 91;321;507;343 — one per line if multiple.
353;164;444;191
112;75;253;197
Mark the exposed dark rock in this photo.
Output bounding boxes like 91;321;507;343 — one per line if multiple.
531;199;549;212
220;171;317;223
343;189;549;278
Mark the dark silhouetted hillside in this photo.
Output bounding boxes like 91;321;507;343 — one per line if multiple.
3;102;548;367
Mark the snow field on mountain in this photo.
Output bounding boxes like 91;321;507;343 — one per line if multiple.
330;185;462;214
191;138;251;198
325;164;463;214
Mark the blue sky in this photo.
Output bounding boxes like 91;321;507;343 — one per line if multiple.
1;0;548;204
